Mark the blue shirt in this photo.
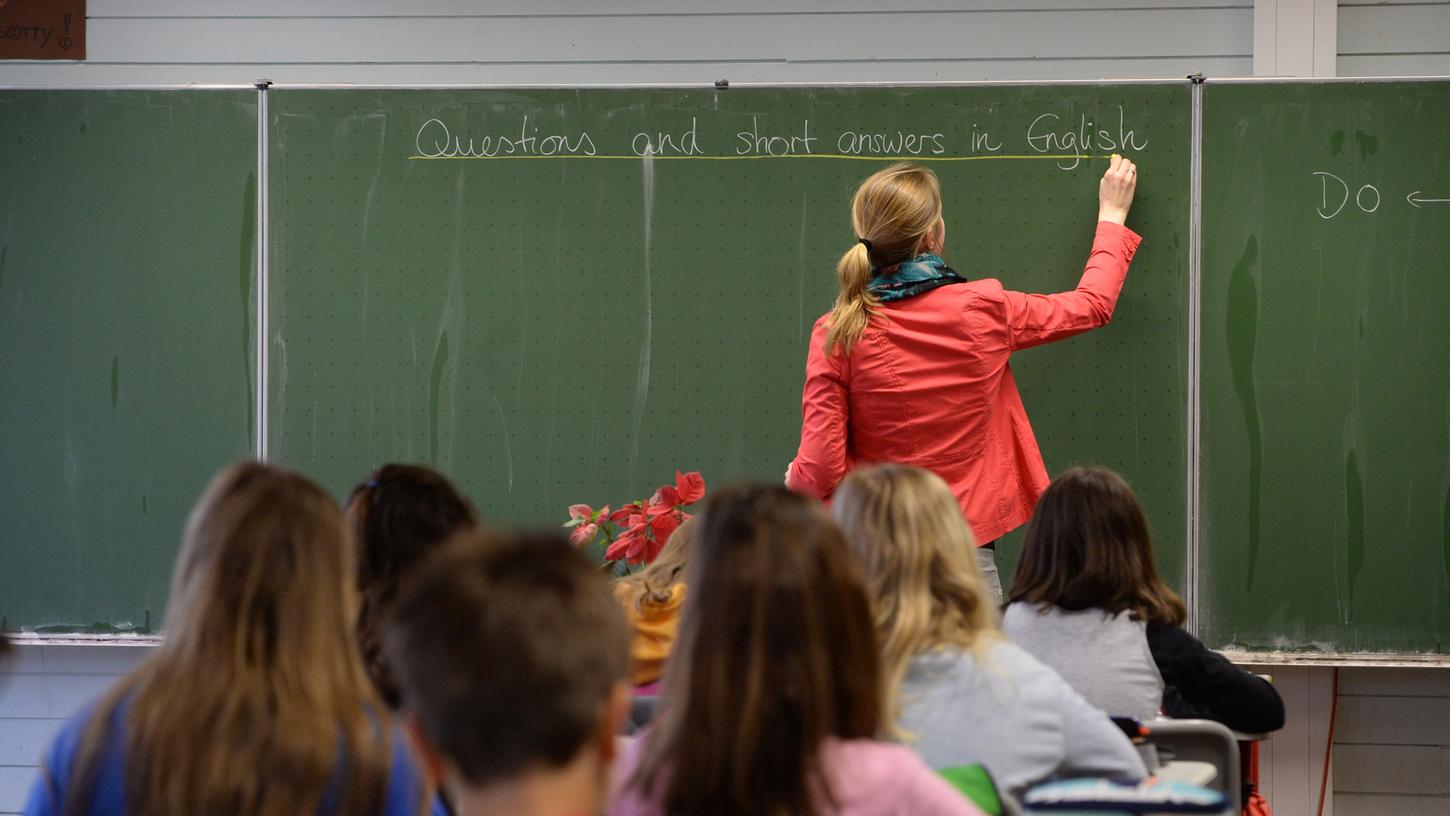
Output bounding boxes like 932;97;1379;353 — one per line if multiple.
25;696;446;816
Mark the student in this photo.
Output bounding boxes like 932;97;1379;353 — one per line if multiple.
787;158;1140;602
383;530;632;816
347;464;478;708
1004;466;1285;734
612;484;982;816
832;464;1146;797
24;462;440;816
613;518;693;690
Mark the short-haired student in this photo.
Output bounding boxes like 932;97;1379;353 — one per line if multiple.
384;530;633;816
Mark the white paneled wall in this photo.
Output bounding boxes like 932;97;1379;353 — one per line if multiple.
0;0;1254;86
0;644;149;814
1339;1;1450;77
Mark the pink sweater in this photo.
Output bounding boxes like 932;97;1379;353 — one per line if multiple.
608;736;984;816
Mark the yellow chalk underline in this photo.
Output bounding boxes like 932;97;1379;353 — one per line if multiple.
408;153;1108;162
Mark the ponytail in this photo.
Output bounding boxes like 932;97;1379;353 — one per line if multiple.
825;242;879;356
823;163;944;358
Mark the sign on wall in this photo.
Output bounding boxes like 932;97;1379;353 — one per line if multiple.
0;0;84;60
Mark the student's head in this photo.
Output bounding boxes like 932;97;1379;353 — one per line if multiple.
69;462;392;816
832;464;1000;717
345;463;478;707
828;162;945;355
1010;466;1186;626
634;483;881;815
617;515;695;611
384;530;631;806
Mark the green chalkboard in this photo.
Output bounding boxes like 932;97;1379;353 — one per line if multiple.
1200;81;1450;653
0;91;257;633
267;85;1190;589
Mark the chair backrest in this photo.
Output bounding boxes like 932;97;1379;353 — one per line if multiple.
1141;718;1242;814
627;694;657;734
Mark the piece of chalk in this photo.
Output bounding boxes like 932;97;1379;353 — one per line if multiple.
1112;153;1121;160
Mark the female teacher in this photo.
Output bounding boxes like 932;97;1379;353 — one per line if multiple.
786;157;1140;601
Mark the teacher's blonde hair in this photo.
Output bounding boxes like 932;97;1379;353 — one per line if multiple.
832;464;1000;726
826;163;944;356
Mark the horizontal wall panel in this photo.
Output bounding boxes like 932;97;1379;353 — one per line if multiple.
0;57;1251;87
1335;744;1449;795
1339;53;1450;78
0;720;61;768
0;766;35;816
78;12;1250;64
2;645;151;677
1340;667;1450;698
1336;697;1450;746
1336;793;1450;816
1340;4;1450;56
88;0;1254;17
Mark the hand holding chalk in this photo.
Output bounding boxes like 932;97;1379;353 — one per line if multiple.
1098;153;1138;226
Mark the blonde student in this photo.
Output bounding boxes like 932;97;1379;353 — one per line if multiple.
833;464;1145;798
1004;467;1285;733
611;484;983;816
25;462;441;816
612;518;693;689
787;158;1140;601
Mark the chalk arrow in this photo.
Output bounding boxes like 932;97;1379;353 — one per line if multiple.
1406;191;1450;208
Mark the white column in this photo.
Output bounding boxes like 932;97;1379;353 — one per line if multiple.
1254;0;1338;77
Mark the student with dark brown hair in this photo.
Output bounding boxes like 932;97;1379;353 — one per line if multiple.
383;530;632;816
612;484;982;816
25;462;440;816
346;464;478;708
1004;466;1284;734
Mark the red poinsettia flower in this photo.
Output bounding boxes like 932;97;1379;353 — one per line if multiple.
674;470;706;504
565;504;609;547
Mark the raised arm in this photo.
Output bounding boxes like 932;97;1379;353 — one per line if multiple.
1004;156;1143;351
786;320;851;499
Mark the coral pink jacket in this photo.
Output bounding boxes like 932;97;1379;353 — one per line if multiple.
787;222;1143;543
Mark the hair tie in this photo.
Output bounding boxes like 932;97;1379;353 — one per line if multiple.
364;477;380;490
857;237;873;253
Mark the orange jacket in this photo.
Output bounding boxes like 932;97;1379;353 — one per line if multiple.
787;221;1142;543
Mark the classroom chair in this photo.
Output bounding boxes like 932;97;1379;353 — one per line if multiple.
1139;719;1241;815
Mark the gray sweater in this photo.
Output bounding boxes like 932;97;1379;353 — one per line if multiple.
1001;604;1166;721
896;640;1147;796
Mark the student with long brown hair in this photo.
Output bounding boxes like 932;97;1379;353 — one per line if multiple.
347;463;478;708
1004;466;1284;733
25;462;440;816
833;464;1144;798
612;518;693;689
787;158;1140;601
611;484;982;816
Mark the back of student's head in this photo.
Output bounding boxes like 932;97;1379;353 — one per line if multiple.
1010;466;1185;626
346;463;478;707
832;464;1000;716
69;461;389;816
383;530;630;791
635;483;881;815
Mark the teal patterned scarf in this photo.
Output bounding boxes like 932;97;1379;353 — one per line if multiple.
867;253;967;302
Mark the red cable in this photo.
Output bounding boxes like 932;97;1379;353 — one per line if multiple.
1315;667;1340;816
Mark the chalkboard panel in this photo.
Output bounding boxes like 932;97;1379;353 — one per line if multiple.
1200;81;1450;653
267;85;1190;589
0;91;257;633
